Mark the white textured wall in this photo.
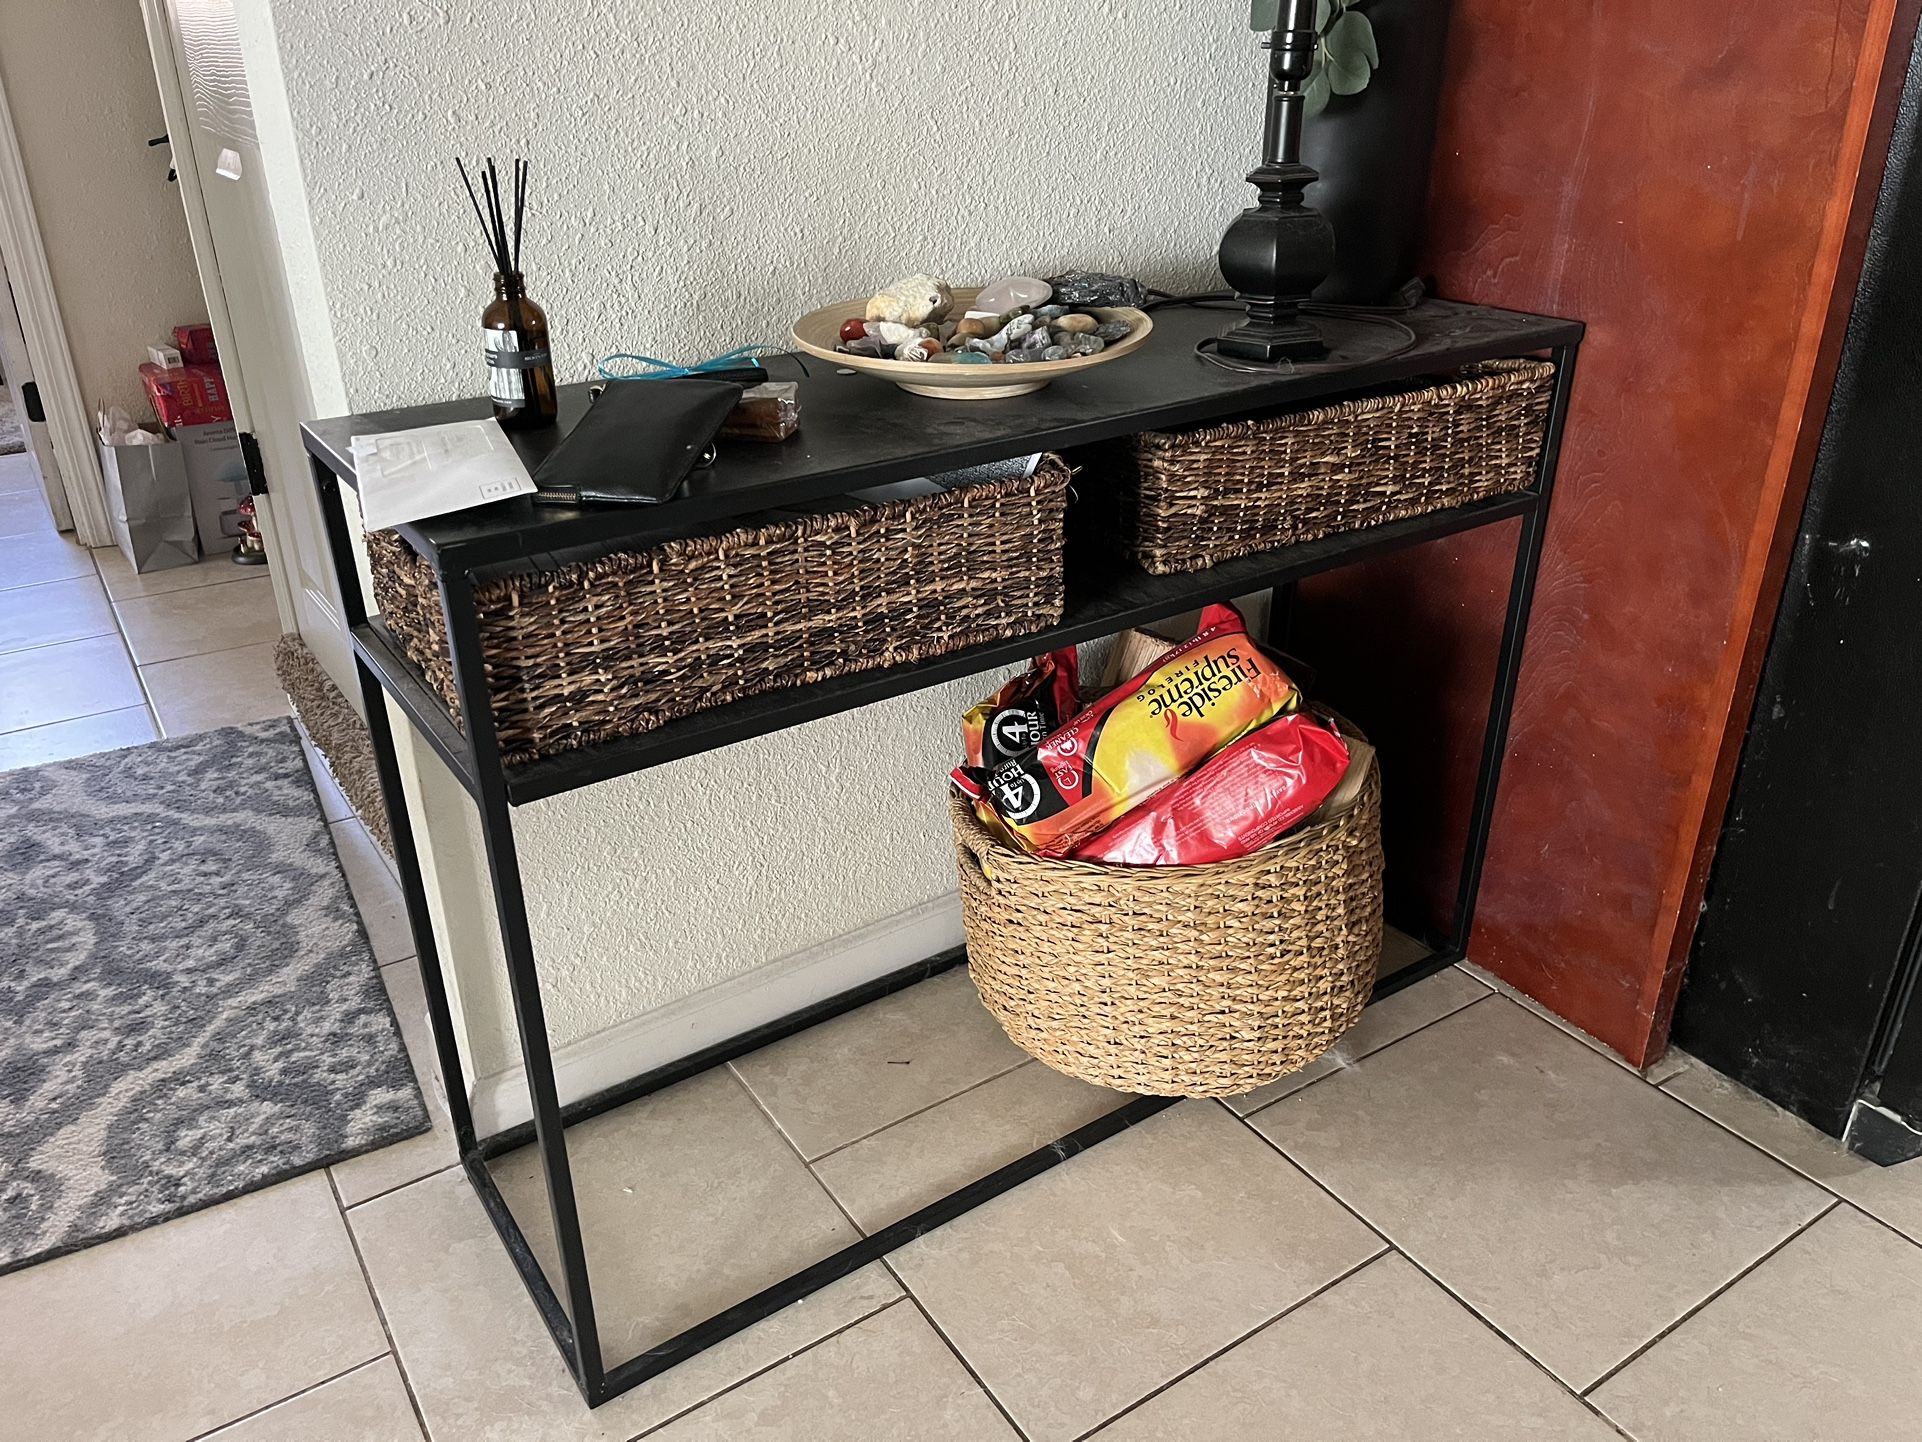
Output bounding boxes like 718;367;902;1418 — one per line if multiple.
0;0;208;414
258;0;1262;1081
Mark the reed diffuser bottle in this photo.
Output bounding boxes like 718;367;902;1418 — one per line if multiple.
458;156;557;430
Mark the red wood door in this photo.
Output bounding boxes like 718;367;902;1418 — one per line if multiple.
1292;0;1917;1065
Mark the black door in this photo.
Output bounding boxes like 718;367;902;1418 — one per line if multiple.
1672;31;1922;1163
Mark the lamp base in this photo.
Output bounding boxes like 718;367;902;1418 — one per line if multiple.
1217;158;1335;362
1215;312;1327;362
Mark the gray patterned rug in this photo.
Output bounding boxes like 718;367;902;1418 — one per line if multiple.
0;387;24;457
0;718;428;1272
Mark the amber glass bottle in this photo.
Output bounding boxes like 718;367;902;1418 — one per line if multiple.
483;272;557;430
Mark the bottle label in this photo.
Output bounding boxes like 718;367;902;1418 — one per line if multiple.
484;331;549;403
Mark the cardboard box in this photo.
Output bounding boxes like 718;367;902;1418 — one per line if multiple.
99;431;196;573
140;361;231;428
173;323;217;366
175;421;248;554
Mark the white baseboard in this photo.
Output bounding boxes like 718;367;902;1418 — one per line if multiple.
468;894;965;1136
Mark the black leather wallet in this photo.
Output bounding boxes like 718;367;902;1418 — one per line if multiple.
531;378;743;505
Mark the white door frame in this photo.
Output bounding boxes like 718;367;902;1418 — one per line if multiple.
0;261;71;530
138;0;303;638
0;68;112;546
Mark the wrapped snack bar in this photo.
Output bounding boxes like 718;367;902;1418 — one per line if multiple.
1071;711;1351;866
959;602;1298;856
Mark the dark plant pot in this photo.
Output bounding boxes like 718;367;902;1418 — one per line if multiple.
1302;0;1453;306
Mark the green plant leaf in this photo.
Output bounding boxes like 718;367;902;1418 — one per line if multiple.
1303;65;1333;118
1323;10;1377;95
1339;8;1379;66
1316;0;1334;31
1250;0;1281;31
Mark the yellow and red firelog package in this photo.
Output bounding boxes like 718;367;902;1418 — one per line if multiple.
953;603;1299;856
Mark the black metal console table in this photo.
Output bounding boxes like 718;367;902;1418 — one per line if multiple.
304;298;1581;1408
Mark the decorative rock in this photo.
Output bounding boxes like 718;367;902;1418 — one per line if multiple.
1094;320;1134;343
839;336;888;358
949;350;992;365
1059;333;1106;357
1035;304;1069;320
865;273;954;326
963;337;999;355
897;336;943;362
871;321;929;348
1006;349;1042;363
986;314;1036;350
1046;271;1146;308
952;317;992;340
1041;345;1071;361
971;275;1051;317
1053;313;1098;335
839;317;869;343
1019;328;1053;353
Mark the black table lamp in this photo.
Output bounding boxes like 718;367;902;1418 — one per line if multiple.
1217;0;1336;361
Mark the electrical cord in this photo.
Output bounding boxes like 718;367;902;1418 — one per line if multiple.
1146;286;1425;375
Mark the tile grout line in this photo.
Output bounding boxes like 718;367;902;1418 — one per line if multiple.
0;624;119;659
622;1295;912;1442
605;1066;917;1439
1067;1243;1391;1442
324;1168;435;1440
1235;985;1497;1121
1392;1251;1636;1440
800;1056;1041;1166
881;1260;1033;1442
1232;994;1871;1430
1657;1078;1922;1249
725;1057;1035;1440
339;1160;461;1214
1226;1097;1637;1436
0;700;151;743
122;632;285;670
1578;1197;1842;1400
179;1354;394;1442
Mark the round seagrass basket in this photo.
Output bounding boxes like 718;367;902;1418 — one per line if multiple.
950;744;1383;1098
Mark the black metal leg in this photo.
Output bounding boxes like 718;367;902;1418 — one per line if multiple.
312;459;477;1152
1445;344;1581;953
436;564;606;1402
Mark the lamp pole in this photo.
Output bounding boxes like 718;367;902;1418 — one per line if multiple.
1216;0;1335;361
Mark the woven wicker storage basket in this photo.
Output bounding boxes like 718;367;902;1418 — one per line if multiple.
368;456;1072;764
1088;358;1556;575
951;742;1383;1097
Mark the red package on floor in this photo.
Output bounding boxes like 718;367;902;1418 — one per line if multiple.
1070;711;1351;866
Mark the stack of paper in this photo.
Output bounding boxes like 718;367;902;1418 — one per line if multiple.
350;418;536;530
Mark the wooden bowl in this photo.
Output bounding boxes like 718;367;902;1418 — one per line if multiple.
791;286;1153;400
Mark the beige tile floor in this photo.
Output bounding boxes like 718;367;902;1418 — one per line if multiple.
7;450;1922;1439
0;452;285;770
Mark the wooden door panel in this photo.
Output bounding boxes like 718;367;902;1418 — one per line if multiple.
1291;0;1911;1063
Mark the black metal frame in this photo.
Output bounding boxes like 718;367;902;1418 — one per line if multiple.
309;322;1579;1408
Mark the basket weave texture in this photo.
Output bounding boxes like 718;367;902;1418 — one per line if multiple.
368;456;1072;764
1092;358;1556;575
951;748;1384;1098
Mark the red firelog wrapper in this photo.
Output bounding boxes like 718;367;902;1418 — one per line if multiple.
962;648;1079;771
1070;711;1351;866
955;603;1298;856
